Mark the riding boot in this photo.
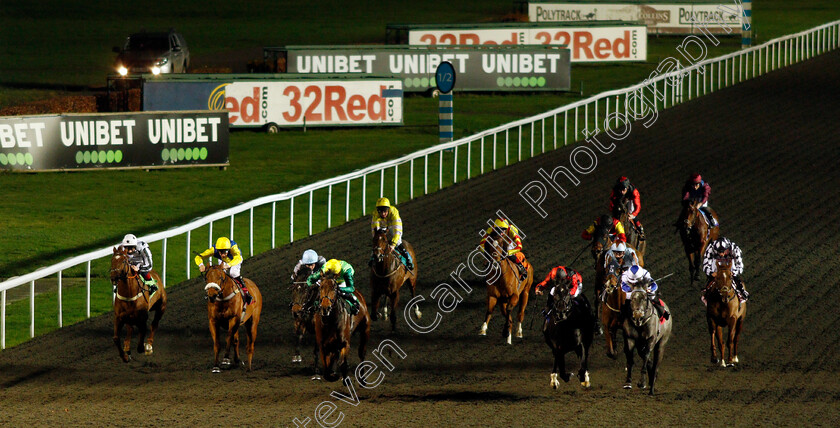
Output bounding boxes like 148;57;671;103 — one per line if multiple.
235;276;253;306
636;221;646;241
650;296;669;320
734;276;749;301
341;291;360;315
509;256;527;281
141;272;158;294
397;243;414;271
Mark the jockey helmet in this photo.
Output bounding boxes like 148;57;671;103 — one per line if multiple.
616;176;631;189
713;237;731;252
493;218;510;230
301;249;319;265
610;242;627;253
121;234;138;247
376;198;391;209
323;259;343;275
625;265;648;284
215;237;232;250
690;173;703;183
599;214;613;227
556;267;568;280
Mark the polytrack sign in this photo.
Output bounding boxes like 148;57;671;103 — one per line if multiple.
143;75;404;128
400;21;646;62
527;1;745;35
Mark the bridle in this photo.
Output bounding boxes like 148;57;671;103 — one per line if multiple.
289;270;319;316
629;289;653;327
602;273;622;313
551;282;574;323
110;253;145;302
371;232;400;278
204;266;238;303
318;277;340;317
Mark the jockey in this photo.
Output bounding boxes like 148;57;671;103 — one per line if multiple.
582;214;627;244
621;265;670;320
195;237;253;306
604;242;638;274
119;233;158;294
480;218;528;281
306;259;360;315
682;173;718;227
534;265;583;306
292;249;327;282
703;237;749;302
609;176;646;240
370;197;414;271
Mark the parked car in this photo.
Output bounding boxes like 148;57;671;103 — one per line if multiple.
113;29;189;76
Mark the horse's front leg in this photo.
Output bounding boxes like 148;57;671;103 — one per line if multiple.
515;290;529;339
135;313;148;355
500;302;513;345
208;318;221;372
726;317;738;366
715;324;726;367
480;295;497;336
369;281;382;321
637;339;654;390
623;336;636;389
389;290;399;332
339;343;350;380
603;305;617;359
224;317;240;368
147;304;165;355
707;316;720;365
579;334;592;388
293;320;304;363
113;317;130;363
123;324;134;360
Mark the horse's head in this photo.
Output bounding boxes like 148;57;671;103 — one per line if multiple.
712;259;735;300
290;266;317;316
550;278;574;321
203;265;229;303
483;236;505;263
318;275;340;317
371;228;391;265
590;217;613;259
110;247;132;287
603;270;619;294
682;201;701;229
629;286;653;327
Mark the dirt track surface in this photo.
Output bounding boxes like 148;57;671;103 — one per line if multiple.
2;51;840;427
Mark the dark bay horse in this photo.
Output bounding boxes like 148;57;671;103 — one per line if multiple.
314;276;371;382
614;199;647;260
479;237;533;345
589;219;615;262
599;270;624;360
203;265;262;373
622;285;672;395
370;228;420;331
543;277;595;389
705;259;747;367
679;201;719;282
290;266;321;379
110;247;167;362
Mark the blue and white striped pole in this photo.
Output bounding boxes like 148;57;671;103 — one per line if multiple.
742;0;752;49
439;93;453;143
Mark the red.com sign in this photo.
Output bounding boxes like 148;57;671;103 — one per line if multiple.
223;80;403;128
408;26;646;62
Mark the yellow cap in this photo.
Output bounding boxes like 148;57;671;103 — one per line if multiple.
215;237;231;250
493;219;509;229
324;259;342;275
376;197;391;208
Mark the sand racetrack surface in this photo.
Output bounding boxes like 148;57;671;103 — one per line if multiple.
2;51;840;427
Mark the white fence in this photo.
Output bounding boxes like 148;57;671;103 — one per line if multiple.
1;20;838;349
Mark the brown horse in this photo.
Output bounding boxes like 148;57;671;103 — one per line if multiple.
705;259;747;367
598;270;624;360
370;228;420;331
613;199;647;261
589;219;615;262
678;201;719;282
479;237;533;345
203;265;262;373
290;266;321;379
110;247;167;362
314;276;371;382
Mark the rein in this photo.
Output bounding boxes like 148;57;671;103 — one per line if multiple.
371;241;404;278
111;255;150;303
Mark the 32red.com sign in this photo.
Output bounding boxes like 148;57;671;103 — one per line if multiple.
223;80;403;127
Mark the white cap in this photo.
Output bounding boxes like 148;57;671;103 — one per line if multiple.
610;242;627;253
300;249;319;265
122;234;138;247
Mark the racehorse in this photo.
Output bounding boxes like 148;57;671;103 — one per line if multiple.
370;228;421;331
622;285;673;395
678;201;719;282
542;276;595;389
314;275;371;382
290;266;321;379
479;236;533;345
589;219;615;261
705;259;747;367
598;270;624;360
614;199;647;260
203;265;262;373
110;247;167;362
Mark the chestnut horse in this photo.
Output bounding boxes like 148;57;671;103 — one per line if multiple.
479;237;533;345
622;285;673;395
705;259;747;367
314;276;370;382
110;247;167;362
598;270;624;360
613;199;647;260
678;201;719;282
543;276;595;389
203;265;262;373
370;228;420;331
290;266;321;379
